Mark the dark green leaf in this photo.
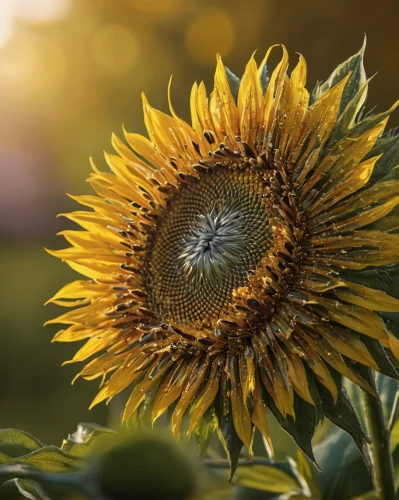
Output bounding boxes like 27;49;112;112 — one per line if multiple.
305;365;323;423
310;38;366;115
375;372;399;418
367;135;399;182
261;385;319;465
343;265;399;300
138;379;162;428
328;78;369;145
0;479;22;499
232;485;282;500
0;430;43;459
361;337;399;380
350;106;399;143
214;396;245;479
381;312;399;339
0;447;80;473
225;67;240;104
315;430;372;500
316;369;371;472
0;463;88;499
195;407;218;457
259;62;270;94
14;479;52;500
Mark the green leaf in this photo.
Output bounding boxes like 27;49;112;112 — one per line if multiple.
61;422;116;459
352;492;380;500
0;453;16;467
262;396;317;463
328;78;369;145
232;487;277;500
391;418;399;453
214;398;245;479
18;447;80;473
67;422;115;446
225;67;240;104
0;479;23;499
295;451;321;498
0;430;43;459
381;312;399;338
261;377;321;465
315;429;373;500
259;62;270;94
341;266;399;301
233;464;300;494
195;407;218;458
375;373;399;419
14;479;52;500
0;446;80;473
310;38;366;115
316;369;371;472
350;104;399;143
361;337;399;380
0;463;88;499
367;135;399;182
138;378;162;427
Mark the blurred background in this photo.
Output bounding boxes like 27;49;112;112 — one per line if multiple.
0;0;398;448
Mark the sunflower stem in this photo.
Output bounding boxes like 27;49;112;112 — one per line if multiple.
388;382;399;432
361;370;396;500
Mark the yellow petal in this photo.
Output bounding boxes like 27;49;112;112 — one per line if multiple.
336;281;399;313
122;355;177;422
277;53;308;157
151;363;190;422
172;357;210;437
213;54;240;142
188;360;220;435
251;372;273;455
291;73;351;170
90;353;147;407
237;53;263;147
286;354;314;405
310;295;389;341
229;355;253;449
259;45;289;134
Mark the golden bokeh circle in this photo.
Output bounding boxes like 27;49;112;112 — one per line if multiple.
91;24;139;74
129;0;184;15
185;8;235;66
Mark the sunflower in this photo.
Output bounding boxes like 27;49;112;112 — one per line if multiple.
47;41;399;472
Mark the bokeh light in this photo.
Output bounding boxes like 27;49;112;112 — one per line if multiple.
0;0;71;48
129;0;184;16
0;11;14;48
91;24;140;75
0;39;66;92
185;8;235;66
12;0;71;23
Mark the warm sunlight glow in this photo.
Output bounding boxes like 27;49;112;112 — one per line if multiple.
0;0;71;48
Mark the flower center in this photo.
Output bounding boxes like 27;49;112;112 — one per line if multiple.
144;165;272;330
178;206;245;285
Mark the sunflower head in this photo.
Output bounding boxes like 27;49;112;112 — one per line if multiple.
47;39;399;474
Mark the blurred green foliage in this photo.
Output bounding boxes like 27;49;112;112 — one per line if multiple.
0;390;397;500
